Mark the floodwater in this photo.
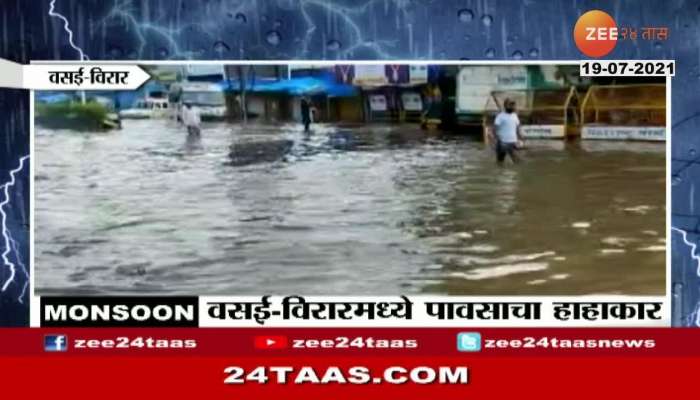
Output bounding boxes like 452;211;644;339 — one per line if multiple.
35;119;666;296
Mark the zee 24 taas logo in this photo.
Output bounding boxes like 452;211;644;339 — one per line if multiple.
573;9;669;57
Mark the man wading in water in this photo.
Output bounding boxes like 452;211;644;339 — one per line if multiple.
491;98;524;164
300;96;312;132
182;103;202;137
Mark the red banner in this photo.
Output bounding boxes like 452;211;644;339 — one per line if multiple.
1;328;697;398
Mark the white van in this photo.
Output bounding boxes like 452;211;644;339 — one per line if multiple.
171;82;227;121
119;97;170;119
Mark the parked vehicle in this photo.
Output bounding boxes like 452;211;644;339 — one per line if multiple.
118;97;170;119
170;82;227;121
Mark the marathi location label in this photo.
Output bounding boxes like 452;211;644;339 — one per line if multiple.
32;64;151;90
0;58;151;90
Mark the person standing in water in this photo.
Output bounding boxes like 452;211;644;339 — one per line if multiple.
181;103;202;137
491;98;524;164
300;96;312;132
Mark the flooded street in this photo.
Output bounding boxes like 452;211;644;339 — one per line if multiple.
35;119;665;296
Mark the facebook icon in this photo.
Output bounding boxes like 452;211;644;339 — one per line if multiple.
44;335;68;352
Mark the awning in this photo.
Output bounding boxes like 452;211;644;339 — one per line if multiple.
221;77;357;97
36;93;74;104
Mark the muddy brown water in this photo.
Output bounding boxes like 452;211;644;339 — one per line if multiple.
35;119;665;295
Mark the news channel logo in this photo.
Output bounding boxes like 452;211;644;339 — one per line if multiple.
457;332;481;352
44;334;68;352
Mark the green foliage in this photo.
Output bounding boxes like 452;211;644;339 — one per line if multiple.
36;100;109;124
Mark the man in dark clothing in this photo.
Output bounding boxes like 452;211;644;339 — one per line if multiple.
300;97;311;132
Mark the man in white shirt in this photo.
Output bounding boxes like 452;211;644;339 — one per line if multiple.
492;98;524;164
181;103;201;137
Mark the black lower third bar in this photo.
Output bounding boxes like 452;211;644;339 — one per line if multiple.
39;296;199;327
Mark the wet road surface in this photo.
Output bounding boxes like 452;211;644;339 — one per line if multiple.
35;119;665;295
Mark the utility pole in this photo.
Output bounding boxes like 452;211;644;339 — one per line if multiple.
237;65;247;123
